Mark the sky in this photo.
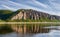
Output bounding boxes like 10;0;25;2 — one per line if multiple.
0;0;60;16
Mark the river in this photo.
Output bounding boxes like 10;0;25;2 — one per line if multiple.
0;26;60;37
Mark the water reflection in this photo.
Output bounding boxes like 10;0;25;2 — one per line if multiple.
33;30;60;37
0;32;33;37
0;30;60;37
0;25;60;37
44;26;60;29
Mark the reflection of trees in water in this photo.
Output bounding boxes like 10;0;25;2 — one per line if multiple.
0;24;13;34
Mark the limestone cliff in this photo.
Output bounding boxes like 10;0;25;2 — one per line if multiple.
11;9;60;20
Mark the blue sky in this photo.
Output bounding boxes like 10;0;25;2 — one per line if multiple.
0;0;60;16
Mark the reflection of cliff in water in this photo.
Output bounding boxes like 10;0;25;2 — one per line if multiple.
0;24;60;34
11;24;50;34
0;24;60;37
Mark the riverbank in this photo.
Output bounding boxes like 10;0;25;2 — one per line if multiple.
0;22;60;24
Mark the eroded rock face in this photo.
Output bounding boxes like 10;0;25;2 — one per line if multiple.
11;9;60;20
11;11;26;20
11;12;23;20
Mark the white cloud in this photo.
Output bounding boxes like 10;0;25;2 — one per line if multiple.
51;2;60;11
2;5;17;11
48;0;60;10
32;0;48;8
0;0;44;11
2;0;48;11
47;0;60;15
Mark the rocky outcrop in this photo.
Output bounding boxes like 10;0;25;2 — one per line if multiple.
11;9;60;20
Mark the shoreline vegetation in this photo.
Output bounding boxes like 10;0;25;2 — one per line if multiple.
7;19;60;22
0;19;60;22
0;22;60;24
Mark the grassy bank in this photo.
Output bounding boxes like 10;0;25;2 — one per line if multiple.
7;19;60;22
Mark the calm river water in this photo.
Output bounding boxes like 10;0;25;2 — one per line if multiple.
0;26;60;37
